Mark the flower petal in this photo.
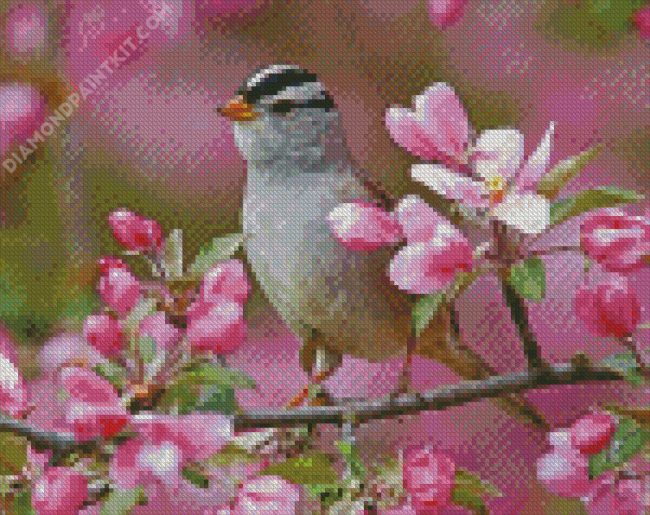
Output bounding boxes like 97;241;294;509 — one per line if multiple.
411;164;487;208
395;195;453;243
328;201;403;251
516;122;555;191
471;129;524;181
491;192;551;235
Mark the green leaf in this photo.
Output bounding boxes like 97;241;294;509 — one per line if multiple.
182;467;209;488
137;336;157;364
0;433;27;475
335;440;366;481
412;292;446;337
601;352;645;386
508;257;546;301
187;233;244;277
537;145;602;200
305;484;344;508
588;416;650;478
261;453;339;486
207;444;259;467
12;490;36;515
163;229;184;279
178;362;255;389
122;298;157;338
100;487;147;515
550;187;644;227
93;362;128;390
451;469;502;515
195;385;238;415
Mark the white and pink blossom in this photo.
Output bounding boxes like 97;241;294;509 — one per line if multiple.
327;201;403;251
402;447;456;513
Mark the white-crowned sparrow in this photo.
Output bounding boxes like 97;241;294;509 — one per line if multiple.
219;64;544;425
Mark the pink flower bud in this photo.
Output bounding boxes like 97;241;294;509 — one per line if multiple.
536;448;591;498
328;201;403;251
0;83;46;158
83;314;124;358
98;263;141;316
569;412;617;455
428;0;469;29
201;260;251;304
108;209;163;252
97;256;128;275
32;467;89;515
233;475;302;514
394;195;451;244
574;276;641;338
139;312;180;350
402;447;455;512
580;210;650;273
0;350;28;418
633;6;650;40
187;300;246;354
585;473;645;515
5;2;47;59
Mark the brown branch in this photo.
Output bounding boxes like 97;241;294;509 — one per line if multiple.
0;362;624;452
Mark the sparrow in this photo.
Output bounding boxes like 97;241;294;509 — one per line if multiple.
219;64;545;426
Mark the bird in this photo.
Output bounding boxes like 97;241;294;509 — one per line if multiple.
218;64;546;426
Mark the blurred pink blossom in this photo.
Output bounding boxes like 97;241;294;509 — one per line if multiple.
569;412;617;456
0;346;29;418
0;83;46;158
98;261;141;315
187;300;246;354
585;472;646;515
574;275;641;338
231;475;302;514
108;209;163;252
38;333;107;377
402;447;455;513
580;210;650;273
327;200;403;251
32;466;89;515
83;313;124;358
536;447;591;498
201;260;251;304
139;312;180;350
633;6;650;40
0;325;19;366
4;1;48;59
427;0;469;29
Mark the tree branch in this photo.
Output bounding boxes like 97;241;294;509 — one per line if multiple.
0;362;623;452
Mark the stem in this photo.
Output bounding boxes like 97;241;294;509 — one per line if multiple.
527;245;582;258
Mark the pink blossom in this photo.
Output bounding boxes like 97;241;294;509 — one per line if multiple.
187;300;246;354
536;448;591;498
83;314;124;358
139;312;180;350
633;6;650;40
108;208;163;252
385;83;470;162
232;475;302;514
574;276;641;338
402;447;455;513
328;201;403;251
379;505;417;514
0;83;47;158
585;473;645;515
32;467;89;515
0;325;19;367
201;260;251;304
569;412;617;455
427;0;469;29
37;333;107;378
98;262;141;315
0;348;28;418
580;210;650;273
4;2;47;59
59;367;129;441
97;256;128;275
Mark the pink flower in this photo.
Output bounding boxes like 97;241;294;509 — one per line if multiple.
412;123;556;235
536;448;591;498
4;2;47;59
98;261;141;315
97;256;128;274
585;473;645;515
328;201;403;251
201;260;251;304
83;314;124;358
402;447;456;513
574;276;641;338
385;83;470;163
187;300;246;354
569;412;617;456
0;348;29;418
37;333;107;378
633;6;650;40
232;475;302;514
389;197;473;294
0;83;47;158
139;312;181;350
59;367;129;441
32;467;89;515
108;209;163;252
427;0;469;29
580;210;650;273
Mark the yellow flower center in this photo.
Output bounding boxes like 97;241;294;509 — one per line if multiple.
486;176;505;206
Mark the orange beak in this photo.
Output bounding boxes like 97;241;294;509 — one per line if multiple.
217;96;259;121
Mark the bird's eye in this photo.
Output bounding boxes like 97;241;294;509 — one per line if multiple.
271;100;293;115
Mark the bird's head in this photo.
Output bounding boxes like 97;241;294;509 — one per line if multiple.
218;64;342;163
